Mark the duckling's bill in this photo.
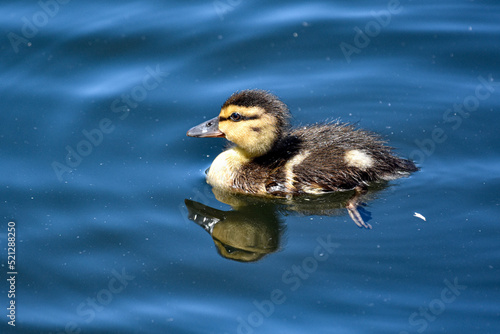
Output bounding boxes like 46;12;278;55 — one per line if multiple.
187;116;225;138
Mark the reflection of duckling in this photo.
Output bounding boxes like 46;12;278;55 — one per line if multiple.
184;184;382;262
185;199;282;262
187;90;417;226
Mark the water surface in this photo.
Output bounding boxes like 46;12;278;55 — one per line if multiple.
1;1;499;333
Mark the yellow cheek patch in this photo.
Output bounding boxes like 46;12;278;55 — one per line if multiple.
217;105;278;158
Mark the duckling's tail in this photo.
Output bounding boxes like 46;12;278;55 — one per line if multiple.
399;158;419;173
381;157;419;180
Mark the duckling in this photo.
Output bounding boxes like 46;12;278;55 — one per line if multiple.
187;90;417;226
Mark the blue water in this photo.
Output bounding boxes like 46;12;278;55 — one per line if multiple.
1;0;500;333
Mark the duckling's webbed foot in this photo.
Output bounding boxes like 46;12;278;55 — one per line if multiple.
346;186;372;229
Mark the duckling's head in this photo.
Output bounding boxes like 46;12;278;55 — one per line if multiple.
187;90;290;158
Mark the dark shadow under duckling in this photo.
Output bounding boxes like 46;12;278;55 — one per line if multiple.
187;90;418;227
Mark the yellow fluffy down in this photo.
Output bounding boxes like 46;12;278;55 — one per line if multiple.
344;149;374;170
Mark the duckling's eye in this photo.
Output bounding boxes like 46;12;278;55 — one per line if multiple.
229;113;242;122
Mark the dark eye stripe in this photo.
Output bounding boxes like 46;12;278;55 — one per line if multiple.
219;115;260;122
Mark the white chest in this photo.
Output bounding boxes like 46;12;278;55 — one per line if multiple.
206;149;247;190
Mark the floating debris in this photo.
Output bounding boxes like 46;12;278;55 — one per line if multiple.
413;212;426;221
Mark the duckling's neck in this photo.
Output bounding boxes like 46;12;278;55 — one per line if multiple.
229;134;277;159
234;146;267;160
